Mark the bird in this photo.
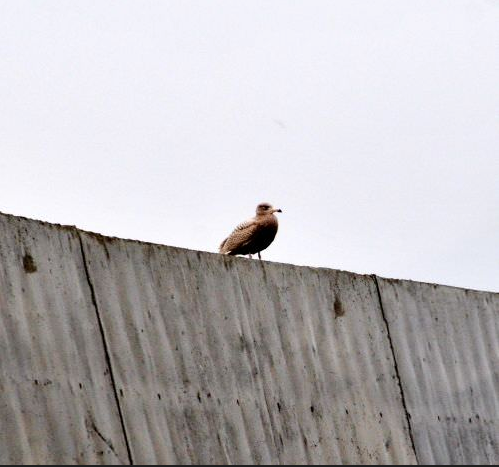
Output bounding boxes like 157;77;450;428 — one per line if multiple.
219;202;282;260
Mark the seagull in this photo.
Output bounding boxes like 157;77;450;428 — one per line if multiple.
219;202;282;260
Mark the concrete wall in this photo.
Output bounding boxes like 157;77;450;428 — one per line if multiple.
0;212;497;464
377;279;499;464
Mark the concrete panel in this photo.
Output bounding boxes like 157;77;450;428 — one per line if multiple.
0;214;129;464
81;233;416;464
377;278;499;465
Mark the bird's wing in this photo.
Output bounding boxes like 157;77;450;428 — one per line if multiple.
219;218;258;254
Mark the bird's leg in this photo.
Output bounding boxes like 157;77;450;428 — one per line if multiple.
258;252;261;260
248;254;253;259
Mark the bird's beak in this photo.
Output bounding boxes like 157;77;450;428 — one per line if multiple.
274;208;282;213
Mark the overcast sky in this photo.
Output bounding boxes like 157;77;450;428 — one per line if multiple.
1;1;498;292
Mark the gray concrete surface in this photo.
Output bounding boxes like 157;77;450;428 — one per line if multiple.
377;278;499;465
0;211;497;464
80;233;416;464
0;214;129;464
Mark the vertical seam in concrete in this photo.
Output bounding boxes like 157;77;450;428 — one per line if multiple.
77;232;134;465
373;275;419;463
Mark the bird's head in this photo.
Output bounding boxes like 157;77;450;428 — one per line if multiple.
256;202;282;216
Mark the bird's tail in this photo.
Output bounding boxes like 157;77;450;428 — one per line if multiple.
219;238;229;254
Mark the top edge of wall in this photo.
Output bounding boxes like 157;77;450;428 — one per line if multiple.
1;210;496;295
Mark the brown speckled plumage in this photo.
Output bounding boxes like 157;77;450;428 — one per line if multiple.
219;202;282;258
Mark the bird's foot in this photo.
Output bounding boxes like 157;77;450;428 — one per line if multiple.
248;254;253;259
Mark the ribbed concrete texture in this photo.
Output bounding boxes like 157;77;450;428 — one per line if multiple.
80;233;415;464
0;211;497;465
0;214;129;464
377;278;499;465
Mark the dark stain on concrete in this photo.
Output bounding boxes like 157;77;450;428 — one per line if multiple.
334;296;345;318
23;253;37;273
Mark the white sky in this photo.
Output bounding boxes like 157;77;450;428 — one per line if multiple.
1;1;498;292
